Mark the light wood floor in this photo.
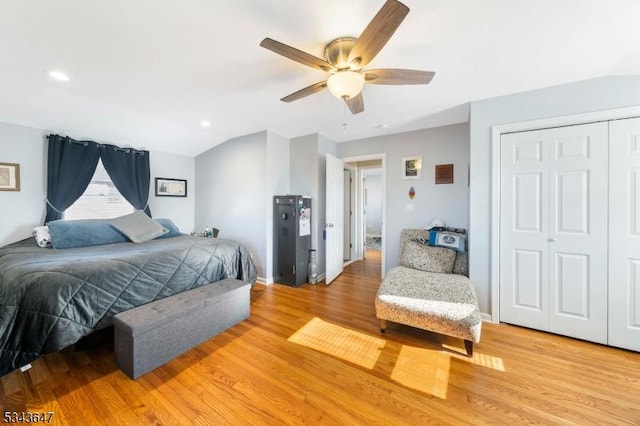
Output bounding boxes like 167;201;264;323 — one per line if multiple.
2;250;639;425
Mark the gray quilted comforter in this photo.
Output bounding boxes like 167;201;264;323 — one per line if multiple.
0;235;256;376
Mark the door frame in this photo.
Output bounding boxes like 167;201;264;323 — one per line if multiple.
344;164;357;262
342;153;387;277
490;105;640;323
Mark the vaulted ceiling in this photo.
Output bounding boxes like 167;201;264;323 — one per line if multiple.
1;0;639;156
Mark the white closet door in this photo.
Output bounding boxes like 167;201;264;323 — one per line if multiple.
500;130;550;330
500;123;608;343
547;123;608;344
609;117;640;351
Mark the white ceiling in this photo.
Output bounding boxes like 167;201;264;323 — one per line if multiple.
1;0;639;156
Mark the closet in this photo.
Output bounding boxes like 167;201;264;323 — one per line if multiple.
499;117;640;352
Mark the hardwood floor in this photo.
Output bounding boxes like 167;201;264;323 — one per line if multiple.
2;249;639;425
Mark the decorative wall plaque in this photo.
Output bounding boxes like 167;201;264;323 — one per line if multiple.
435;164;454;184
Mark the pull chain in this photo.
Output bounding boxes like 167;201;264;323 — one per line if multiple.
342;100;348;133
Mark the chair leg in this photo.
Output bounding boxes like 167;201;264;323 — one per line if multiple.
380;319;387;333
464;340;473;357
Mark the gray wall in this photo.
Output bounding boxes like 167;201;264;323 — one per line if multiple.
195;131;267;278
0;121;196;246
338;123;470;273
289;133;338;277
265;131;291;282
469;75;640;315
364;171;383;236
195;130;290;282
147;151;195;233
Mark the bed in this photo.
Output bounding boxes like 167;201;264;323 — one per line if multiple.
0;234;256;376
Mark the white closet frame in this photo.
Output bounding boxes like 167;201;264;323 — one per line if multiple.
490;105;640;323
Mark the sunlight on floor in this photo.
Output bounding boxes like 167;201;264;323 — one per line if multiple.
288;318;386;369
391;345;451;399
288;318;505;399
442;344;506;372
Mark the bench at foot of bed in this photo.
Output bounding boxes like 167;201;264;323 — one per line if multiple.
113;278;250;379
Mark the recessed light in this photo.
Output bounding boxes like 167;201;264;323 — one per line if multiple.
48;70;70;82
200;121;211;128
376;123;389;129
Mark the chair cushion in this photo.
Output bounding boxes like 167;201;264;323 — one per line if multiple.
375;266;482;342
400;241;456;273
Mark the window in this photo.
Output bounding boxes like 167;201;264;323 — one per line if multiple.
64;159;134;220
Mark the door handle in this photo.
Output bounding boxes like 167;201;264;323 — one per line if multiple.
548;237;558;242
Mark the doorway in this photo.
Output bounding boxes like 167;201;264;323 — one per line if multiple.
342;154;386;277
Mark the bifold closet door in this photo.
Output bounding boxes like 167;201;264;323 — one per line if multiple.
500;122;608;344
609;117;640;352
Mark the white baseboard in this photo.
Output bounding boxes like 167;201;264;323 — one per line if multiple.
480;312;493;322
256;273;328;286
255;276;273;285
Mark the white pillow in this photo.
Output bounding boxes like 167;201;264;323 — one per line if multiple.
109;211;168;243
33;226;52;248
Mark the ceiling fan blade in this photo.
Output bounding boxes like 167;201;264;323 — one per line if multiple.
347;0;409;69
281;81;328;103
345;92;364;114
365;69;435;85
260;38;336;72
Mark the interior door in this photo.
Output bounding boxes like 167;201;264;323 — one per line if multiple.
325;153;344;284
500;130;550;330
546;123;608;344
609;117;640;351
500;123;608;343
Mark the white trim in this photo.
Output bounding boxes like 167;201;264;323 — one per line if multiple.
342;153;387;277
480;312;493;323
255;276;272;285
490;104;640;323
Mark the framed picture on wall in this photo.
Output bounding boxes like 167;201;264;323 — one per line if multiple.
0;162;20;191
155;177;187;197
401;156;422;180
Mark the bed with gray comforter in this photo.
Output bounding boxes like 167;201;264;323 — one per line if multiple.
0;235;256;376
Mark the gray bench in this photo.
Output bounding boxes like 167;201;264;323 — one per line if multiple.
113;278;250;379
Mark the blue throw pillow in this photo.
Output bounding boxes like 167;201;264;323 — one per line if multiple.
154;218;182;239
428;229;467;252
47;219;129;249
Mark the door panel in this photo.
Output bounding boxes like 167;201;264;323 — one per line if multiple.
325;153;344;284
501;122;608;344
548;123;607;344
555;252;589;318
513;249;543;310
609;117;640;351
500;132;549;329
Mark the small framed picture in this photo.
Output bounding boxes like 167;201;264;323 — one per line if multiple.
402;156;422;180
155;177;187;197
0;162;20;191
435;164;454;184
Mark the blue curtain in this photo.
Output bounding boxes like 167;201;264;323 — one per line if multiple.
45;135;101;223
101;144;152;216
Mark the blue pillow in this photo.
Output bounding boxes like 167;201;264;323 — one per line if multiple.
47;219;128;249
154;218;182;239
428;229;467;252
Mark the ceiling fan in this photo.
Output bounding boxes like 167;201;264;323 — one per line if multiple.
260;0;435;115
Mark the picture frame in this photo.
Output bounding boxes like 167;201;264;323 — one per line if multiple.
401;156;422;180
435;164;454;184
0;162;20;191
155;177;187;197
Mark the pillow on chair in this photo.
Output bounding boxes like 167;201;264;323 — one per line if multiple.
400;240;456;273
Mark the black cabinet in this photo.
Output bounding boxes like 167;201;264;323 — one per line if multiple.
273;195;311;287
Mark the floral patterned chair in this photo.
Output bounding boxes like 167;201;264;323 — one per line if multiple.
375;229;482;356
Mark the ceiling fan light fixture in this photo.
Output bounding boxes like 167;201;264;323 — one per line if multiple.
327;70;364;100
